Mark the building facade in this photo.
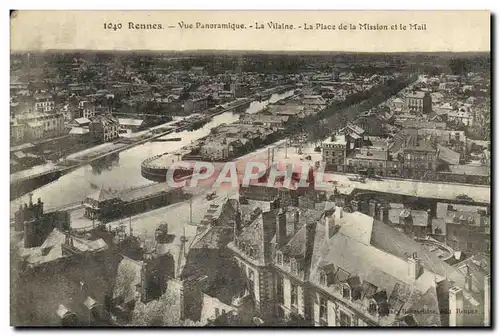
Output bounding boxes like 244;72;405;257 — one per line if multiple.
89;115;120;142
14;112;65;142
224;197;489;327
402;144;437;180
405;91;432;114
322;135;347;172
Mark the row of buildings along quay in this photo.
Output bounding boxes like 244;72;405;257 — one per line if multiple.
10;53;490;327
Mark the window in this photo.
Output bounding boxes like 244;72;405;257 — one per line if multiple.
291;258;297;274
339;311;351;327
320;271;327;285
277;276;284;304
248;269;255;293
368;302;378;315
319;297;328;323
291;284;298;308
276;252;283;265
342;285;351;299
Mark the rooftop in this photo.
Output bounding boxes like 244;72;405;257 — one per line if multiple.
350;148;388;161
322;134;347;146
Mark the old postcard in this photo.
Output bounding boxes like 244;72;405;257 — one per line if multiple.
9;10;491;327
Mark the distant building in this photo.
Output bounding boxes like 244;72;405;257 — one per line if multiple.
436;203;490;256
404;91;432;114
402;140;437;180
200;142;230;161
83;184;186;222
10;121;25;144
321;134;347;172
118;118;144;133
78;101;96;119
34;93;55;113
387;203;432;237
183;97;209;113
345;147;389;176
391;97;405;111
240;114;290;129
447;110;475;127
14;195;70;247
14;112;65;142
89;115;120;142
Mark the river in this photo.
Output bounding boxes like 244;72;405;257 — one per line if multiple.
10;90;294;214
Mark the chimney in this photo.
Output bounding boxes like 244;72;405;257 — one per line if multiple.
29;193;33;206
325;213;335;241
484;275;490;326
368;200;377;218
378;205;385;222
463;265;472;292
276;209;287;247
234;209;242;240
449;286;464;326
23;219;37;248
408;252;423;280
292;208;300;234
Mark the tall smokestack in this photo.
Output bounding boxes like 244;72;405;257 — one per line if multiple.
484;275;490;326
275;209;287;247
449;286;464;326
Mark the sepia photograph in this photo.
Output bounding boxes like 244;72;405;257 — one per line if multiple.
8;10;491;327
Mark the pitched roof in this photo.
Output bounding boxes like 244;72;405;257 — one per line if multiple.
437;145;460;165
307;211;457;326
74;117;91;124
113;256;143;304
87;188;114;202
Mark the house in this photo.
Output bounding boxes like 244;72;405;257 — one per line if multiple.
200;141;230;161
18;228;108;269
14;112;65;141
240;114;290;128
76;101;96;119
404;91;432;114
354;115;386;137
391;97;405;111
402;140;437;180
183;96;209;113
340;124;366;149
89;115;120;142
447;110;475;127
387;203;432;237
345;147;389;176
302;95;327;106
33;93;55;112
68;117;91;128
118;118;144;133
436;203;490;256
322;134;347;172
